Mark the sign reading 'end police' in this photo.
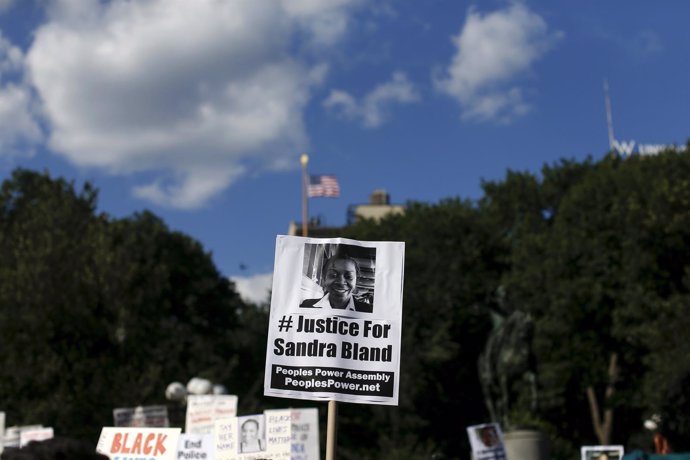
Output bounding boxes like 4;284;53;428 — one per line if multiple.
264;236;405;405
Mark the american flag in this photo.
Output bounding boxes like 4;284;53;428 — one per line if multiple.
308;175;340;197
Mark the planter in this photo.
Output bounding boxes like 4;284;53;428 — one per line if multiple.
503;430;550;460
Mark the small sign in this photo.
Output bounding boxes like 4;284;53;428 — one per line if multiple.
96;427;181;460
177;434;214;460
113;405;169;427
3;425;43;449
291;408;319;460
19;427;54;447
467;423;506;460
0;411;5;453
581;445;624;460
186;395;238;434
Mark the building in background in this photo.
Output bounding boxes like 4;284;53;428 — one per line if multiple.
288;189;405;237
346;189;405;225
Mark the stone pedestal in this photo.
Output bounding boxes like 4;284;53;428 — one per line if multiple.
503;430;550;460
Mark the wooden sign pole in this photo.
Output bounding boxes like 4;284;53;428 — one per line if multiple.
325;400;338;460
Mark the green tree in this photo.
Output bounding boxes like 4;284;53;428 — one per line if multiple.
0;169;248;441
335;199;504;459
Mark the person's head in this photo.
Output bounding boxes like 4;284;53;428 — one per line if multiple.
0;437;109;460
241;419;259;443
322;255;360;307
652;368;690;453
478;426;498;448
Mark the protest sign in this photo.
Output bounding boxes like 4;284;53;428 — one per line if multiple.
177;434;214;460
215;395;239;420
290;408;319;460
96;427;181;460
467;423;506;460
581;445;624;460
19;427;53;447
113;405;169;427
264;236;405;405
0;411;4;453
4;425;43;449
215;409;292;460
186;395;239;434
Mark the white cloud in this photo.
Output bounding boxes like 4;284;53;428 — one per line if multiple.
282;0;362;48
435;3;561;122
0;33;42;156
230;272;273;305
23;0;360;209
0;33;22;75
323;71;419;128
0;0;15;13
0;84;43;154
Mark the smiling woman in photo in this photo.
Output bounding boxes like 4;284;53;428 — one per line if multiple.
299;244;374;313
300;253;372;313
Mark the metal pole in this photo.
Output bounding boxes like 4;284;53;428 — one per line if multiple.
604;79;616;152
300;154;309;237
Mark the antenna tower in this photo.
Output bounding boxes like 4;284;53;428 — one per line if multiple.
603;79;616;151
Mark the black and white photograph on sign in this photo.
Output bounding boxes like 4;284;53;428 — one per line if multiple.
467;423;506;460
581;445;624;460
300;243;376;313
476;424;500;449
238;415;266;454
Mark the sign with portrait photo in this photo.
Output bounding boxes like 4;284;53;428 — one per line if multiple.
581;445;624;460
264;236;405;405
467;423;506;460
214;409;292;460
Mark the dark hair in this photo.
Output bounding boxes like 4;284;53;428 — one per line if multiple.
241;418;259;431
657;370;690;451
321;254;360;280
0;437;108;460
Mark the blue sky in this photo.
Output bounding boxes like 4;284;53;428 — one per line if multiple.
0;0;688;303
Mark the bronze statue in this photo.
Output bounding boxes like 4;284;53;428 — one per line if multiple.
478;287;538;429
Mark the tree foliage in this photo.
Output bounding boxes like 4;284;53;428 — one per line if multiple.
0;169;249;441
334;147;690;459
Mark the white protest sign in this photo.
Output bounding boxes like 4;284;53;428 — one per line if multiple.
215;395;239;420
0;411;4;453
4;425;42;449
581;445;624;460
265;236;405;405
264;409;292;459
467;423;506;460
19;427;54;447
214;409;292;460
214;416;238;460
96;427;181;460
291;408;319;460
113;405;170;427
177;434;214;460
186;395;239;434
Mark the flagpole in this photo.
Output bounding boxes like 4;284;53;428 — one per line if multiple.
299;153;338;460
301;154;337;459
300;154;309;237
